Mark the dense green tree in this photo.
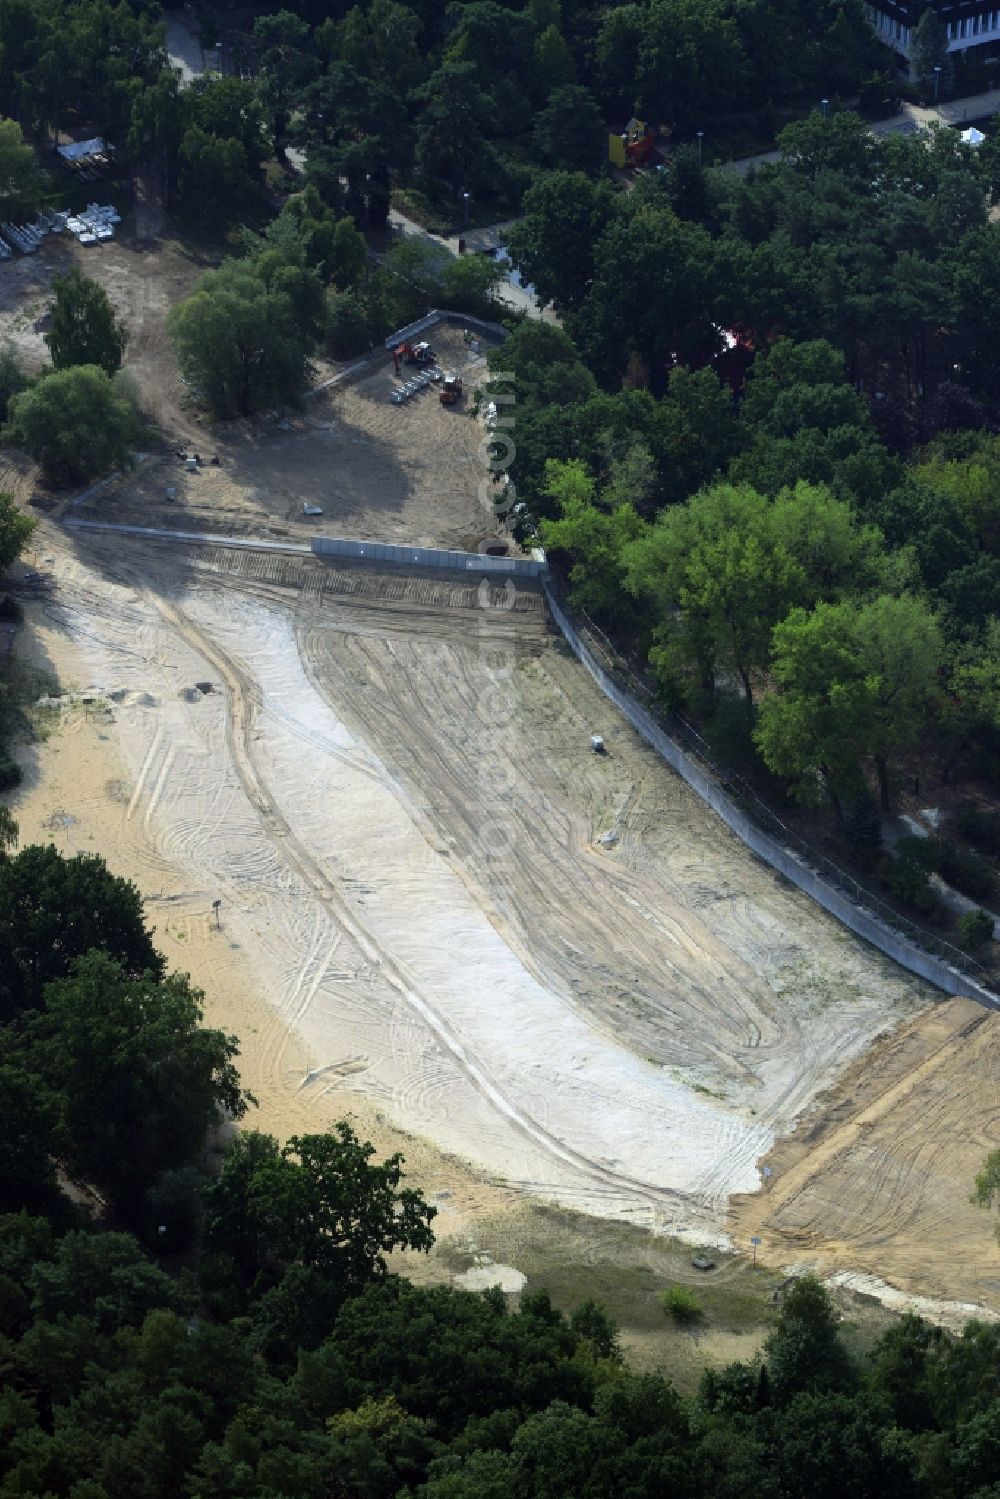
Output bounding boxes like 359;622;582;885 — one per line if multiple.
623;480;885;709
176;127;257;230
253;8;316;161
911;6;951;95
6;365;141;486
0;489;33;574
654;365;741;505
572;205;717;385
27;1229;191;1332
0;1060;60;1213
637;0;747;128
298;61;406;224
202;1128;283;1280
45;269;127;377
763;1276;852;1403
537;459;643;620
0;343;28;425
0;845;161;1022
331;0;425;92
485;320;596;409
755;594;944;812
186;74;269;177
227;1125;435;1293
168;260;319;417
506;172;619;312
327;288;372;357
412;61;497;197
913;433;1000;557
26;951;249;1219
665;144;713;223
0;117;40;216
532;84;605;173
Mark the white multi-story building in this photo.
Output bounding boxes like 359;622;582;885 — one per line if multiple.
866;1;1000;61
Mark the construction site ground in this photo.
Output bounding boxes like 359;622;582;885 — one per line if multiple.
71;322;495;553
3;214;999;1346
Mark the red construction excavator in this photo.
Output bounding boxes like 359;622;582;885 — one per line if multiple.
392;340;436;372
440;372;462;405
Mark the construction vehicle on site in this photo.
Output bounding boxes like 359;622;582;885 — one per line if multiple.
392;339;435;372
440;371;463;405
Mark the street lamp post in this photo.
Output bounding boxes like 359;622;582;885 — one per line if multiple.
463;191;471;227
696;129;704;165
820;97;829;119
934;64;942;103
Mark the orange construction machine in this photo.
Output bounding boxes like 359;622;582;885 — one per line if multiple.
440;372;462;405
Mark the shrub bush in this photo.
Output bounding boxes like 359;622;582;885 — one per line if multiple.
955;802;1000;861
877;847;940;918
660;1285;703;1324
0;755;20;791
958;907;995;952
934;838;996;903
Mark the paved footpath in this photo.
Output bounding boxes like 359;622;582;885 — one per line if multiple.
728;87;1000;175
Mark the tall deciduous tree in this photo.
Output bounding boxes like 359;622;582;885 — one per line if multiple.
623;480;884;709
5;365;140;485
538;458;643;620
45;269;127;377
168;260;320;417
0;117;40;216
0;489;33;573
212;1124;436;1295
253;8;316;162
532;84;607;174
27;951;249;1220
911;6;951;95
0;844;161;1022
755;594;943;812
506;172;619;312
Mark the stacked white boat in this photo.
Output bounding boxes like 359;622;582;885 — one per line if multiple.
0;211;60;254
64;203;120;245
0;203;122;256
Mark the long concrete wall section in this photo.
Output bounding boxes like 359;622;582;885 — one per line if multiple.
384;308;508;351
311;535;546;576
543;582;1000;1011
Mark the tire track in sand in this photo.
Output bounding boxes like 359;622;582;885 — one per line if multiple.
735;1006;992;1249
150;592;694;1218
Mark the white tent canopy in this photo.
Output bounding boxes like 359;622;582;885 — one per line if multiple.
57;137;105;162
961;126;986;147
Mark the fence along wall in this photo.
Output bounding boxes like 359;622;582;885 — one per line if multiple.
311;535;546;576
543;583;1000;1011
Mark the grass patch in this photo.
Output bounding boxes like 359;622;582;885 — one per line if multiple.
0;660;59;743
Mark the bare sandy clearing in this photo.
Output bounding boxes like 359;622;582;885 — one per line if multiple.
75;324;498;551
0;231;206;440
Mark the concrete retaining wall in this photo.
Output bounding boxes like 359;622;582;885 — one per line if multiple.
543;582;1000;1010
311;535;546;576
384;308;507;352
